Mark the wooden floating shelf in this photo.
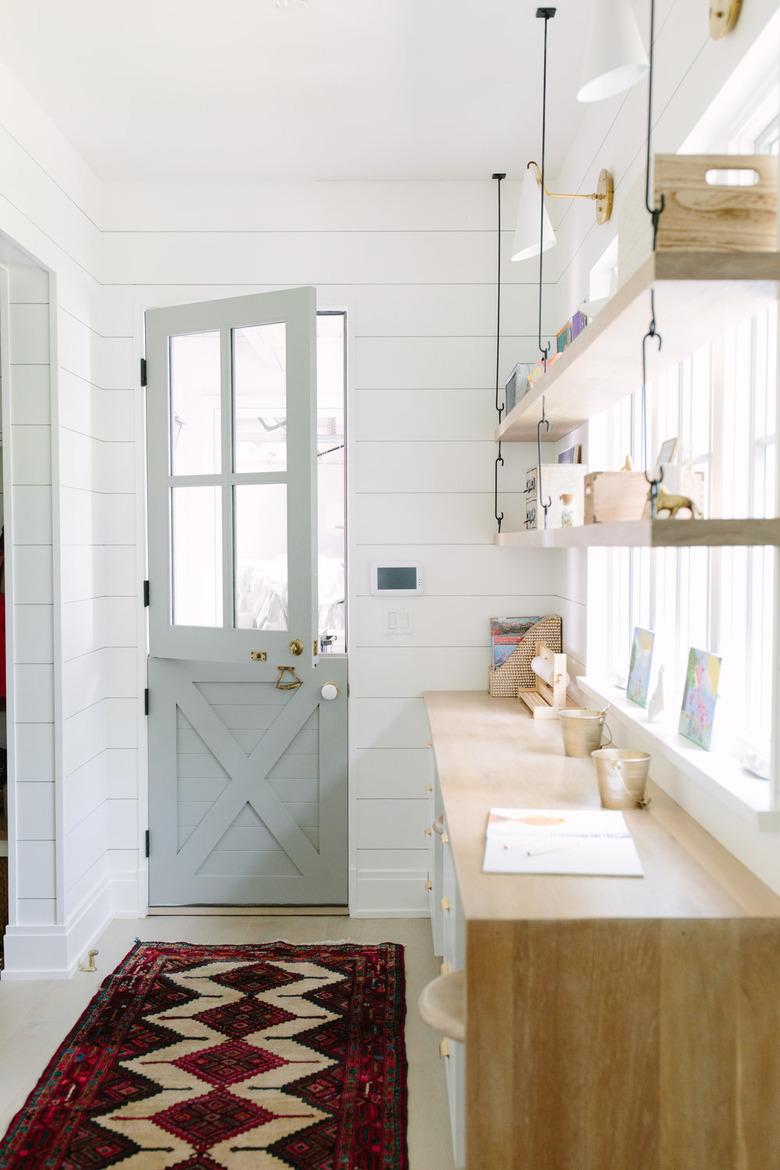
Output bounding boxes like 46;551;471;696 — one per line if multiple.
495;518;780;549
497;250;780;444
418;969;465;1042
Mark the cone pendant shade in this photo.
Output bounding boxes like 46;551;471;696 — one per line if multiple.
511;167;556;263
577;0;649;103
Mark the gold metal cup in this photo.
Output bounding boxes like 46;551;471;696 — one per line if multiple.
559;709;612;758
591;748;651;810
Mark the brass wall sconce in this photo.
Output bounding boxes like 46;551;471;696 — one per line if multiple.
527;161;615;225
709;0;742;39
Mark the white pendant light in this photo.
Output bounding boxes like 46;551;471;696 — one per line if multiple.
577;0;649;103
511;165;556;263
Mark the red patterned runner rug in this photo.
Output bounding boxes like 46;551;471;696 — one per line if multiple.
0;940;407;1170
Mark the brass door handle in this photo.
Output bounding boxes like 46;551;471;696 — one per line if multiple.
275;665;303;691
289;639;304;656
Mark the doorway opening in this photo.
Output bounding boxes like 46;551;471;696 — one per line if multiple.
145;290;349;908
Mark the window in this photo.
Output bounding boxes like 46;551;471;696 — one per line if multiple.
316;311;347;654
165;309;347;649
588;107;778;773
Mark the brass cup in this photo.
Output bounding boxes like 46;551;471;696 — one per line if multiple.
559;709;612;758
591;748;651;810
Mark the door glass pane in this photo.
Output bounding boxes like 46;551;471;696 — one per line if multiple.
170;332;221;475
172;486;222;626
317;314;346;653
235;484;288;631
234;323;287;473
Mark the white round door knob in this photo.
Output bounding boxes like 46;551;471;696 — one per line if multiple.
321;683;339;701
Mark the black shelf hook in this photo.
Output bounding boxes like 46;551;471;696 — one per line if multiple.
493;171;507;534
641;0;665;515
536;7;556;367
537;396;553;530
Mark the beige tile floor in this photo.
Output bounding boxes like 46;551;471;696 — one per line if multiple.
0;915;454;1170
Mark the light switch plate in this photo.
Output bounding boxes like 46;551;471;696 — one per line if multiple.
385;607;413;637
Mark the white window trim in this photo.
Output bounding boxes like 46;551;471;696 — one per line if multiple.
578;677;780;833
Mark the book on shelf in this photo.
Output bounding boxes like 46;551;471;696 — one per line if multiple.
490;616;542;669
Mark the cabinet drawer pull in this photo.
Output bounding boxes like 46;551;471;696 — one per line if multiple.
425;784;433;794
441;832;450;845
440;897;451;912
433;815;445;836
424;827;433;838
425;879;433;892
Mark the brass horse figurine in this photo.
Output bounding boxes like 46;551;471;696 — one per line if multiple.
652;488;701;519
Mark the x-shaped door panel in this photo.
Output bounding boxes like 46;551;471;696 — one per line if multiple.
148;658;347;905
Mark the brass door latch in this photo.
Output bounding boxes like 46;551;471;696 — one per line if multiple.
275;665;303;691
249;650;267;662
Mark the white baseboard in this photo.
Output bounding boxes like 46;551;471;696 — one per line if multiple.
349;908;431;919
353;873;430;918
2;871;141;980
112;872;144;917
1;868;430;975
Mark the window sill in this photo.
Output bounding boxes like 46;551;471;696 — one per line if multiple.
578;677;780;833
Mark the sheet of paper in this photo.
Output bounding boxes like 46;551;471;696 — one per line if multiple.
483;807;644;877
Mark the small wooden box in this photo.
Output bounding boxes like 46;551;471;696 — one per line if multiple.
654;154;778;253
585;469;706;523
584;471;649;524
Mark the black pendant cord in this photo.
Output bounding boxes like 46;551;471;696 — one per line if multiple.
643;0;665;249
536;7;555;529
494;173;506;423
493;172;506;534
642;0;665;516
537;11;553;368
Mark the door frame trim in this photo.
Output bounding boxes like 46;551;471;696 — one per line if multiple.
135;298;353;917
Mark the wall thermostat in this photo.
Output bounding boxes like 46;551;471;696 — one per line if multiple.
370;562;423;595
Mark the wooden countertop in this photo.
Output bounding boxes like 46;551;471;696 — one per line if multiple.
425;691;780;922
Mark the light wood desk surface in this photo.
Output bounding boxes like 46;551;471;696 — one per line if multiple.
425;690;780;921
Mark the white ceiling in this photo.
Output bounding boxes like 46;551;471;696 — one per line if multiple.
2;0;591;181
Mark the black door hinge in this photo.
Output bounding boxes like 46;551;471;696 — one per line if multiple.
144;829;150;859
144;688;149;715
143;580;150;607
140;357;147;387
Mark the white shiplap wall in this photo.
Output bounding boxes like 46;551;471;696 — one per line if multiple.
58;302;138;923
6;262;56;928
0;61;142;975
0;50;567;948
96;182;564;915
